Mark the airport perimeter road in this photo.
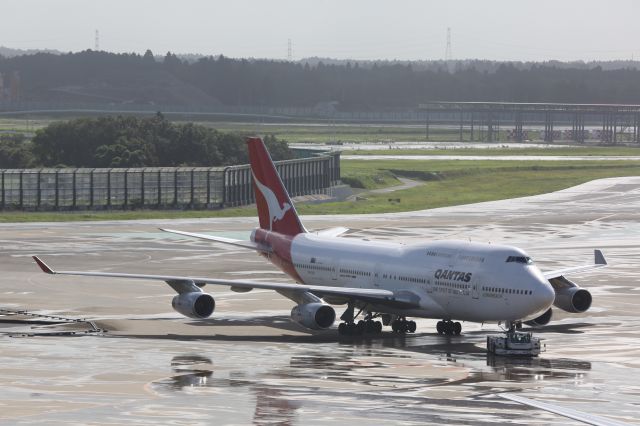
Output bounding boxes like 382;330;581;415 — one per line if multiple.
1;177;639;424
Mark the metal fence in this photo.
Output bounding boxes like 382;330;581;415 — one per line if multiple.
0;153;340;211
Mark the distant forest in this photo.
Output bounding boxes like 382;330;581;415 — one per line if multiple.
0;114;292;168
3;50;640;109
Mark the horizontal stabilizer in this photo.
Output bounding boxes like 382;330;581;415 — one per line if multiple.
316;227;349;238
160;228;271;252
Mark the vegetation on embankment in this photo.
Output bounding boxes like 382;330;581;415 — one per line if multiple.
343;146;640;157
0;159;638;222
296;159;640;215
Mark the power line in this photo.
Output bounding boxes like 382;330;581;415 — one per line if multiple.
287;38;292;61
95;30;100;51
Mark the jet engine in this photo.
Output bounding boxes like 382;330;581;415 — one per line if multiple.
553;286;592;313
172;292;215;319
290;303;336;330
524;307;553;327
549;276;592;313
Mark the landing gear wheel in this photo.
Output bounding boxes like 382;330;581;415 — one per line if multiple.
445;322;454;335
365;320;381;334
338;319;383;336
391;318;415;334
338;323;346;334
437;320;462;336
347;322;357;335
453;322;462;336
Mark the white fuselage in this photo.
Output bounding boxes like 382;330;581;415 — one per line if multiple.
288;234;555;322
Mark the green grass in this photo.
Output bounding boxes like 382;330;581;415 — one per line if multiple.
343;146;640;156
0;117;457;143
1;159;638;222
201;122;459;143
7;117;638;146
0;206;255;223
340;168;400;189
295;159;640;215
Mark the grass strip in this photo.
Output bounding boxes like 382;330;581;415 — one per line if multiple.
0;159;638;222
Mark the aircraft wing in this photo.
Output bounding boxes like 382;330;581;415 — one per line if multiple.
32;256;419;308
316;227;349;237
542;249;607;280
160;228;271;253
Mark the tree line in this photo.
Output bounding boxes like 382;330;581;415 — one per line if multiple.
2;50;640;109
0;114;292;168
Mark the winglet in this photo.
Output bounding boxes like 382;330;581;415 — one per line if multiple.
595;249;607;266
33;256;55;274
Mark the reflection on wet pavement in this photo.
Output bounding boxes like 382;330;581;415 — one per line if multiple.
148;337;595;425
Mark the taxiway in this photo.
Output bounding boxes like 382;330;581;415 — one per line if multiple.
1;177;639;424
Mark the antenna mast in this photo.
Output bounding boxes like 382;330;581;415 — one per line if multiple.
445;27;452;61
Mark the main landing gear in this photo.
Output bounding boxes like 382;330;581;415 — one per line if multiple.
391;318;416;334
337;303;391;336
338;319;382;336
436;320;462;336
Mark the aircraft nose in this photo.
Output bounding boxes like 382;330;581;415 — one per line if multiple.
535;279;556;310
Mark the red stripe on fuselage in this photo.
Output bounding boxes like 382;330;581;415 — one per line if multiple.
253;228;304;283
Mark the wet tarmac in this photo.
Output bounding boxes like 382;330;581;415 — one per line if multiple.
1;177;640;424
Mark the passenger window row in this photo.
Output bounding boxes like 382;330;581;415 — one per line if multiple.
482;286;532;295
436;281;469;289
398;275;426;284
339;268;371;277
295;263;334;272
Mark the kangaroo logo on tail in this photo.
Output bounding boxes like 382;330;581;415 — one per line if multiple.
252;171;292;231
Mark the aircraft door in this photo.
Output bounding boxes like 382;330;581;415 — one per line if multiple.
472;283;480;299
331;257;338;282
373;263;382;288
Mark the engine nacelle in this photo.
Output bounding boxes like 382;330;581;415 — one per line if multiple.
524;307;553;327
290;303;336;330
554;287;592;313
172;292;215;319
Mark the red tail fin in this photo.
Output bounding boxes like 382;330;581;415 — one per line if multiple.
247;137;306;236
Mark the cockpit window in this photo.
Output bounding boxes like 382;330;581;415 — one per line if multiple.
506;256;533;264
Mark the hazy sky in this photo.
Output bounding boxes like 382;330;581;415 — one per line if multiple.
3;0;640;62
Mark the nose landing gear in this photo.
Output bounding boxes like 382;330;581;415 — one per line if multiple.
437;320;461;336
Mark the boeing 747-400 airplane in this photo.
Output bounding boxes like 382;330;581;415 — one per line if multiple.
33;137;606;337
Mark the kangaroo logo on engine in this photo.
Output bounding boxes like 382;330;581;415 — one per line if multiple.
435;269;472;282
